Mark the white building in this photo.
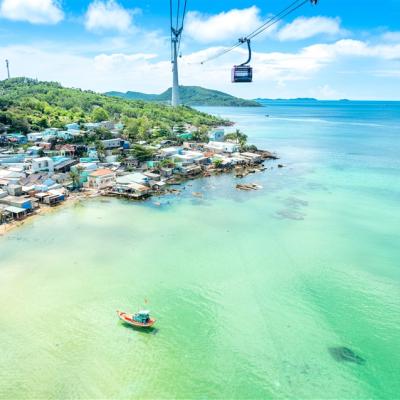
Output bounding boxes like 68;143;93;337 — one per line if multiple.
101;138;122;149
27;132;43;142
30;157;54;173
204;142;239;154
174;150;204;164
159;147;181;157
86;169;116;189
116;173;150;186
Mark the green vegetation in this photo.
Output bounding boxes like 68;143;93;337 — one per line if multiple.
69;165;84;190
0;78;229;135
225;129;248;150
106;86;261;107
130;144;155;162
213;159;223;168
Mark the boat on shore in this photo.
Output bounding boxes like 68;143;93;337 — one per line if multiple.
117;310;156;328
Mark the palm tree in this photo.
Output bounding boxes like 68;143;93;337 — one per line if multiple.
69;169;80;190
0;209;6;224
234;129;248;150
225;129;248;150
70;165;84;190
95;140;106;162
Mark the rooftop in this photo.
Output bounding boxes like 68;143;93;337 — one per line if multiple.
89;169;114;177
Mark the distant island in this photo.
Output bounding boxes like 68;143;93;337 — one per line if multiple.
106;86;261;107
255;98;351;102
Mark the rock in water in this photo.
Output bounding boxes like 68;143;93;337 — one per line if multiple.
328;347;366;365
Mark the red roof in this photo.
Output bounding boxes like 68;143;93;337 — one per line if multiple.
89;169;114;177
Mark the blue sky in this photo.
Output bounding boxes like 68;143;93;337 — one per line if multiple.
0;0;399;99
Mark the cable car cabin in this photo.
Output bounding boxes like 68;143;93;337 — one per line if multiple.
232;65;253;83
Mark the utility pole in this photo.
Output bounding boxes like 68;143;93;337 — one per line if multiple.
5;59;10;79
171;28;181;107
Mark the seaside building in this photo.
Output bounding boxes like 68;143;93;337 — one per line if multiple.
29;157;55;174
6;184;23;196
174;150;204;164
116;173;150;186
204;142;239;154
0;195;33;211
86;169;116;189
208;129;225;142
112;182;150;198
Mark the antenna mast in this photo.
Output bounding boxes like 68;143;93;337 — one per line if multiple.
5;60;10;79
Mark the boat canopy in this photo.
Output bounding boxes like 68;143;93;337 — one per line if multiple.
133;310;150;324
136;310;150;315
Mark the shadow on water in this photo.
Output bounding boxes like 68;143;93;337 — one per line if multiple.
275;209;306;220
119;321;159;335
328;347;366;365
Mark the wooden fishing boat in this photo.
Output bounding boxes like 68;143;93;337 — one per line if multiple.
117;310;156;328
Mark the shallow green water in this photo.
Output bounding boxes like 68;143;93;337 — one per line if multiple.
0;103;399;399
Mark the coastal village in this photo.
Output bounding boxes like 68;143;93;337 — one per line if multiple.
0;120;277;230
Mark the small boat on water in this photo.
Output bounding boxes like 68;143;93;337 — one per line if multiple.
117;310;156;328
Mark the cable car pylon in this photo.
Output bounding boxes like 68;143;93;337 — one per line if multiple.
170;0;188;107
171;27;182;107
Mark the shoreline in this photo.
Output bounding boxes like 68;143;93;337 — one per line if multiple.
0;158;276;237
0;191;99;237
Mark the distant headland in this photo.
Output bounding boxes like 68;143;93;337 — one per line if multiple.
106;86;261;107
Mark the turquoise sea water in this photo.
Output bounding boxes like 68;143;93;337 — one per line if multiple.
0;102;399;399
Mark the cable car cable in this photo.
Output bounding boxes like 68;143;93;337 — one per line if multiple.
246;0;304;40
201;0;316;65
202;0;306;64
247;0;309;40
169;0;174;61
176;0;180;31
177;0;188;55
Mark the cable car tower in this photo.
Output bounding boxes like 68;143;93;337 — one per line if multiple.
201;0;319;83
5;59;10;79
170;0;188;107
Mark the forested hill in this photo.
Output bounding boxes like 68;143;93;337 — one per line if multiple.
106;86;261;107
0;78;228;133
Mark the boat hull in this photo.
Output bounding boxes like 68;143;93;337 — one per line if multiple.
117;310;156;328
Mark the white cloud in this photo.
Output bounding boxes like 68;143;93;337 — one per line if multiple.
312;84;339;99
85;0;134;33
186;7;265;43
278;16;343;41
0;0;63;24
304;39;400;61
94;53;158;72
1;36;399;99
183;38;400;90
373;69;400;78
381;31;400;42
